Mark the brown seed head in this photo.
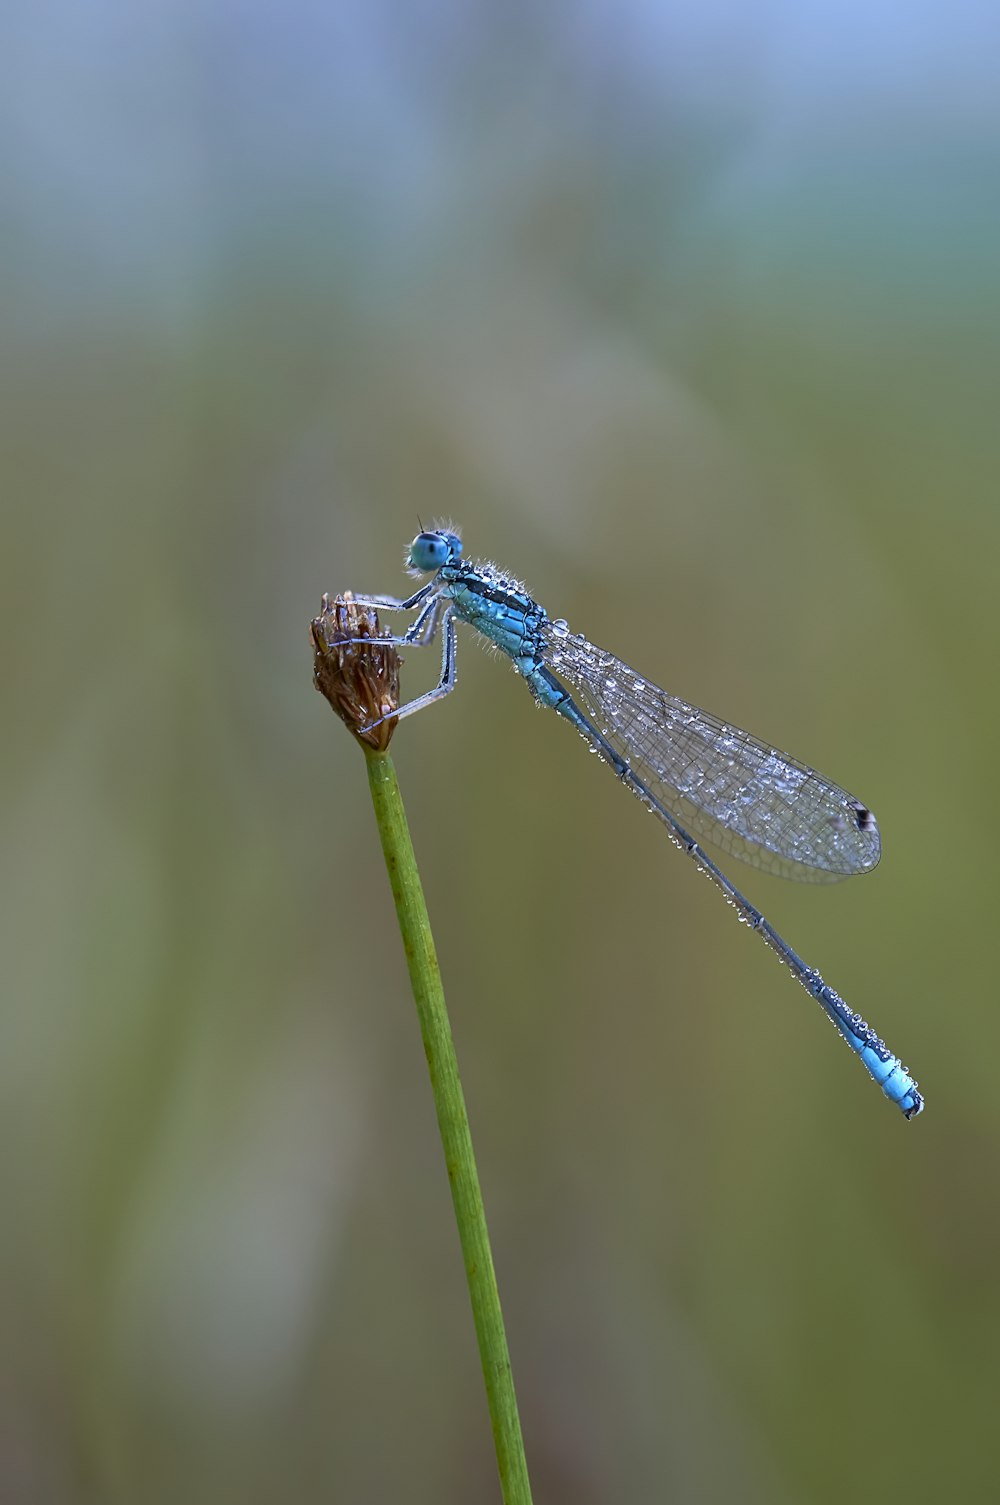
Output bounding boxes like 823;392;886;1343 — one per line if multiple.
311;592;401;752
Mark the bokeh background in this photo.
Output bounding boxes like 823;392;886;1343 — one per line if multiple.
4;4;999;1502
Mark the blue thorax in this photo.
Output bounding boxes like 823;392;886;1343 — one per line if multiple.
440;560;546;662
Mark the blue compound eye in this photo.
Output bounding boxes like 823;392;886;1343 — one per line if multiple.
408;530;462;571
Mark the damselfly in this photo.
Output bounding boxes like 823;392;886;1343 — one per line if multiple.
345;527;922;1118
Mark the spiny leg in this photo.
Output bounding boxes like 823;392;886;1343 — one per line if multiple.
361;609;459;732
402;596;446;647
348;583;436;613
333;591;446;650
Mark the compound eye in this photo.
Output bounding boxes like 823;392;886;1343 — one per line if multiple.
408;532;448;571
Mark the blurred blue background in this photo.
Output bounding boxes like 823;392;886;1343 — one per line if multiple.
3;3;999;1501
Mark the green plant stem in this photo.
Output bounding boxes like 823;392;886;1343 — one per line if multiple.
365;750;533;1505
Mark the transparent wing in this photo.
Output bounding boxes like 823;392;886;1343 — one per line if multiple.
542;623;880;882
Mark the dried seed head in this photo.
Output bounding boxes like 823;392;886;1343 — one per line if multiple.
311;592;401;752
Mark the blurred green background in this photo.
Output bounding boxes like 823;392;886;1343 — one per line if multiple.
3;4;999;1502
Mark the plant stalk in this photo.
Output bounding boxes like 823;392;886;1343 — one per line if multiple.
365;749;533;1505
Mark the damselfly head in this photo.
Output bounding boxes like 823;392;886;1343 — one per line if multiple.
407;528;462;574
